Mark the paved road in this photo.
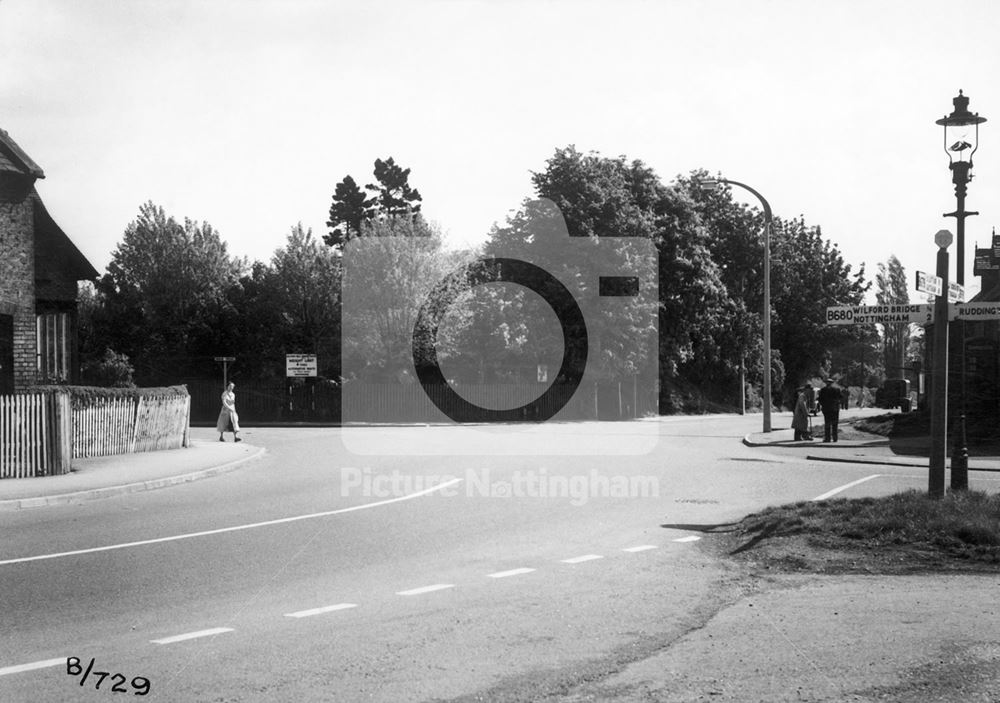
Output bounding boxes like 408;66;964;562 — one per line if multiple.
0;413;981;702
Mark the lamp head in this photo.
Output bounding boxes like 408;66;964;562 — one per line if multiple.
936;90;986;166
695;177;724;192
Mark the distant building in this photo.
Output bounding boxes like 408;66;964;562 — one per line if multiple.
0;128;98;392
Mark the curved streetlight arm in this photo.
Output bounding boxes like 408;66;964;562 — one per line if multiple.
718;178;772;222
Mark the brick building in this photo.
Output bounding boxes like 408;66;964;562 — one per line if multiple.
0;128;98;393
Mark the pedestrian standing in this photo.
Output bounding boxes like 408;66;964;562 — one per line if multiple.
840;385;850;410
216;382;242;442
817;378;842;442
792;387;812;441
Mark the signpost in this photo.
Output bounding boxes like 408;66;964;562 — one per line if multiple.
214;356;236;387
286;354;318;378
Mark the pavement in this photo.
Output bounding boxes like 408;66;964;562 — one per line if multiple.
0;436;265;510
744;409;1000;472
2;417;999;701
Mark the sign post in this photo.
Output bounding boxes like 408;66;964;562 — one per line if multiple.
929;230;952;498
214;356;236;388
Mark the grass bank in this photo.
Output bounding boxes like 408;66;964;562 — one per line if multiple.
723;490;1000;573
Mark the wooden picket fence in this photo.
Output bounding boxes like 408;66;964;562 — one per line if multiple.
74;395;191;459
0;390;190;477
0;393;72;478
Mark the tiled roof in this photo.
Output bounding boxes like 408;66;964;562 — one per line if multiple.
0;128;44;178
32;190;99;281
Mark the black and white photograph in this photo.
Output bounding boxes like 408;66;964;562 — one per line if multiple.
1;1;999;700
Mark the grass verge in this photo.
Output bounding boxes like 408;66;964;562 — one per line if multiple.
721;490;1000;574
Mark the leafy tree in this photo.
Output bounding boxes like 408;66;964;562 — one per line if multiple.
341;216;463;380
768;216;870;401
324;175;373;248
267;224;342;377
527;147;730;412
876;254;912;379
676;170;768;409
92;201;244;383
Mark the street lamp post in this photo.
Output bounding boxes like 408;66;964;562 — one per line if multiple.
697;177;773;433
936;90;986;491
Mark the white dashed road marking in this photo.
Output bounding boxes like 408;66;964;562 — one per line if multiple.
812;474;881;501
623;545;658;552
397;584;455;596
0;658;65;677
150;627;234;645
488;568;536;578
672;536;701;543
560;554;603;564
284;603;358;618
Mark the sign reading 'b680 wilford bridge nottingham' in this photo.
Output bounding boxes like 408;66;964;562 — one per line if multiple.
826;304;934;325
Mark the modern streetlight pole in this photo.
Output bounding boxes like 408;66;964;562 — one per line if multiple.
697;177;773;433
936;90;986;491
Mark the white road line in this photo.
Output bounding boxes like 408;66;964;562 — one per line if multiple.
397;584;455;596
0;479;464;568
488;567;536;578
560;554;603;564
672;536;701;543
0;658;65;677
150;627;234;645
284;603;358;618
623;545;658;552
812;474;881;502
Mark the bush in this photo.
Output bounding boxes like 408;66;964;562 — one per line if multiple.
80;349;136;388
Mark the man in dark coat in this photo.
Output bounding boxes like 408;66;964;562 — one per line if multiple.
817;378;842;442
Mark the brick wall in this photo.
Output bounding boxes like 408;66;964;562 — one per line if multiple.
0;189;37;389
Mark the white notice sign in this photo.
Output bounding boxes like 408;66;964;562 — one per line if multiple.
286;354;318;377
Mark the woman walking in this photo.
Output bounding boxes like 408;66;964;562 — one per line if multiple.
792;386;812;441
216;382;242;442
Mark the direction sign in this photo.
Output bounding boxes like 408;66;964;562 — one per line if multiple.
948;282;965;304
214;356;236;362
955;302;1000;320
915;271;942;297
286;353;318;377
826;304;933;326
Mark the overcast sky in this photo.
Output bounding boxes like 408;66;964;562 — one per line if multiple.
3;0;999;301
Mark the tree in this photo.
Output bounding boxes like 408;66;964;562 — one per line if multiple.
676;170;769;409
92;201;244;383
528;147;730;412
325;157;423;249
267;224;342;377
876;254;912;379
324;175;373;248
366;157;422;217
340;216;462;380
768;216;870;400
